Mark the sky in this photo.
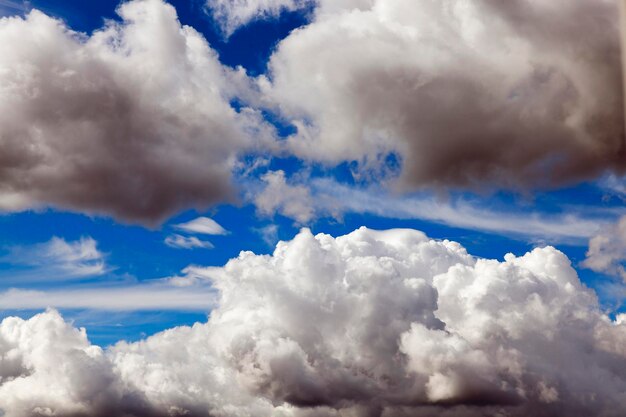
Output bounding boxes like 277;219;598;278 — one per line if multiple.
1;0;626;416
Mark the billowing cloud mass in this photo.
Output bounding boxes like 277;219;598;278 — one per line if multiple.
0;0;271;224
262;0;625;189
1;0;624;226
4;227;626;416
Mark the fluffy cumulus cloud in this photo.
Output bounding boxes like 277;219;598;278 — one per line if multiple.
0;0;272;224
261;0;625;189
4;227;626;416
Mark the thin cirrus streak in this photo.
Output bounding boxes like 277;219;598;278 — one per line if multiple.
250;174;613;243
0;284;217;311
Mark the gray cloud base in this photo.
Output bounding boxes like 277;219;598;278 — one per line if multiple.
264;0;625;189
0;0;625;224
0;0;271;224
4;227;626;416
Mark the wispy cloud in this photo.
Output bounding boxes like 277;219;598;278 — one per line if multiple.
0;237;107;282
254;170;314;223
254;224;279;246
173;217;228;235
310;179;609;243
164;234;214;250
582;215;626;280
249;175;612;244
0;284;216;311
0;0;27;16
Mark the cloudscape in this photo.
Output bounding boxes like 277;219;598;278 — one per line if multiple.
1;0;626;416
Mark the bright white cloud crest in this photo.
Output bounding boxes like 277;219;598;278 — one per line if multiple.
3;227;626;416
173;217;228;235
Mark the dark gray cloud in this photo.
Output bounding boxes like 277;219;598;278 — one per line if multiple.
1;0;623;225
265;0;625;190
0;0;271;224
5;228;626;416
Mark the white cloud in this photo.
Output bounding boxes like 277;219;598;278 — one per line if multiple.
253;170;315;223
206;0;312;36
173;216;228;235
583;215;626;280
311;179;609;242
248;176;609;243
0;285;216;311
164;234;214;250
4;227;626;416
0;0;273;224
263;0;624;190
1;236;106;282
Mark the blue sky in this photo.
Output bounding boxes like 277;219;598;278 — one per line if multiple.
0;0;624;348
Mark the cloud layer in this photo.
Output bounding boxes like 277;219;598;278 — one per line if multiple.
264;0;625;189
4;227;626;416
1;0;624;226
0;0;270;224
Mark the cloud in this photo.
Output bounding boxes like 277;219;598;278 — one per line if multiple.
0;0;273;225
173;217;228;235
0;0;26;16
164;234;214;250
583;215;626;280
0;236;106;282
264;0;624;190
0;284;216;311
206;0;312;36
2;0;622;228
254;223;279;246
4;227;626;416
253;170;315;223
598;174;626;200
311;179;609;242
248;175;609;242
